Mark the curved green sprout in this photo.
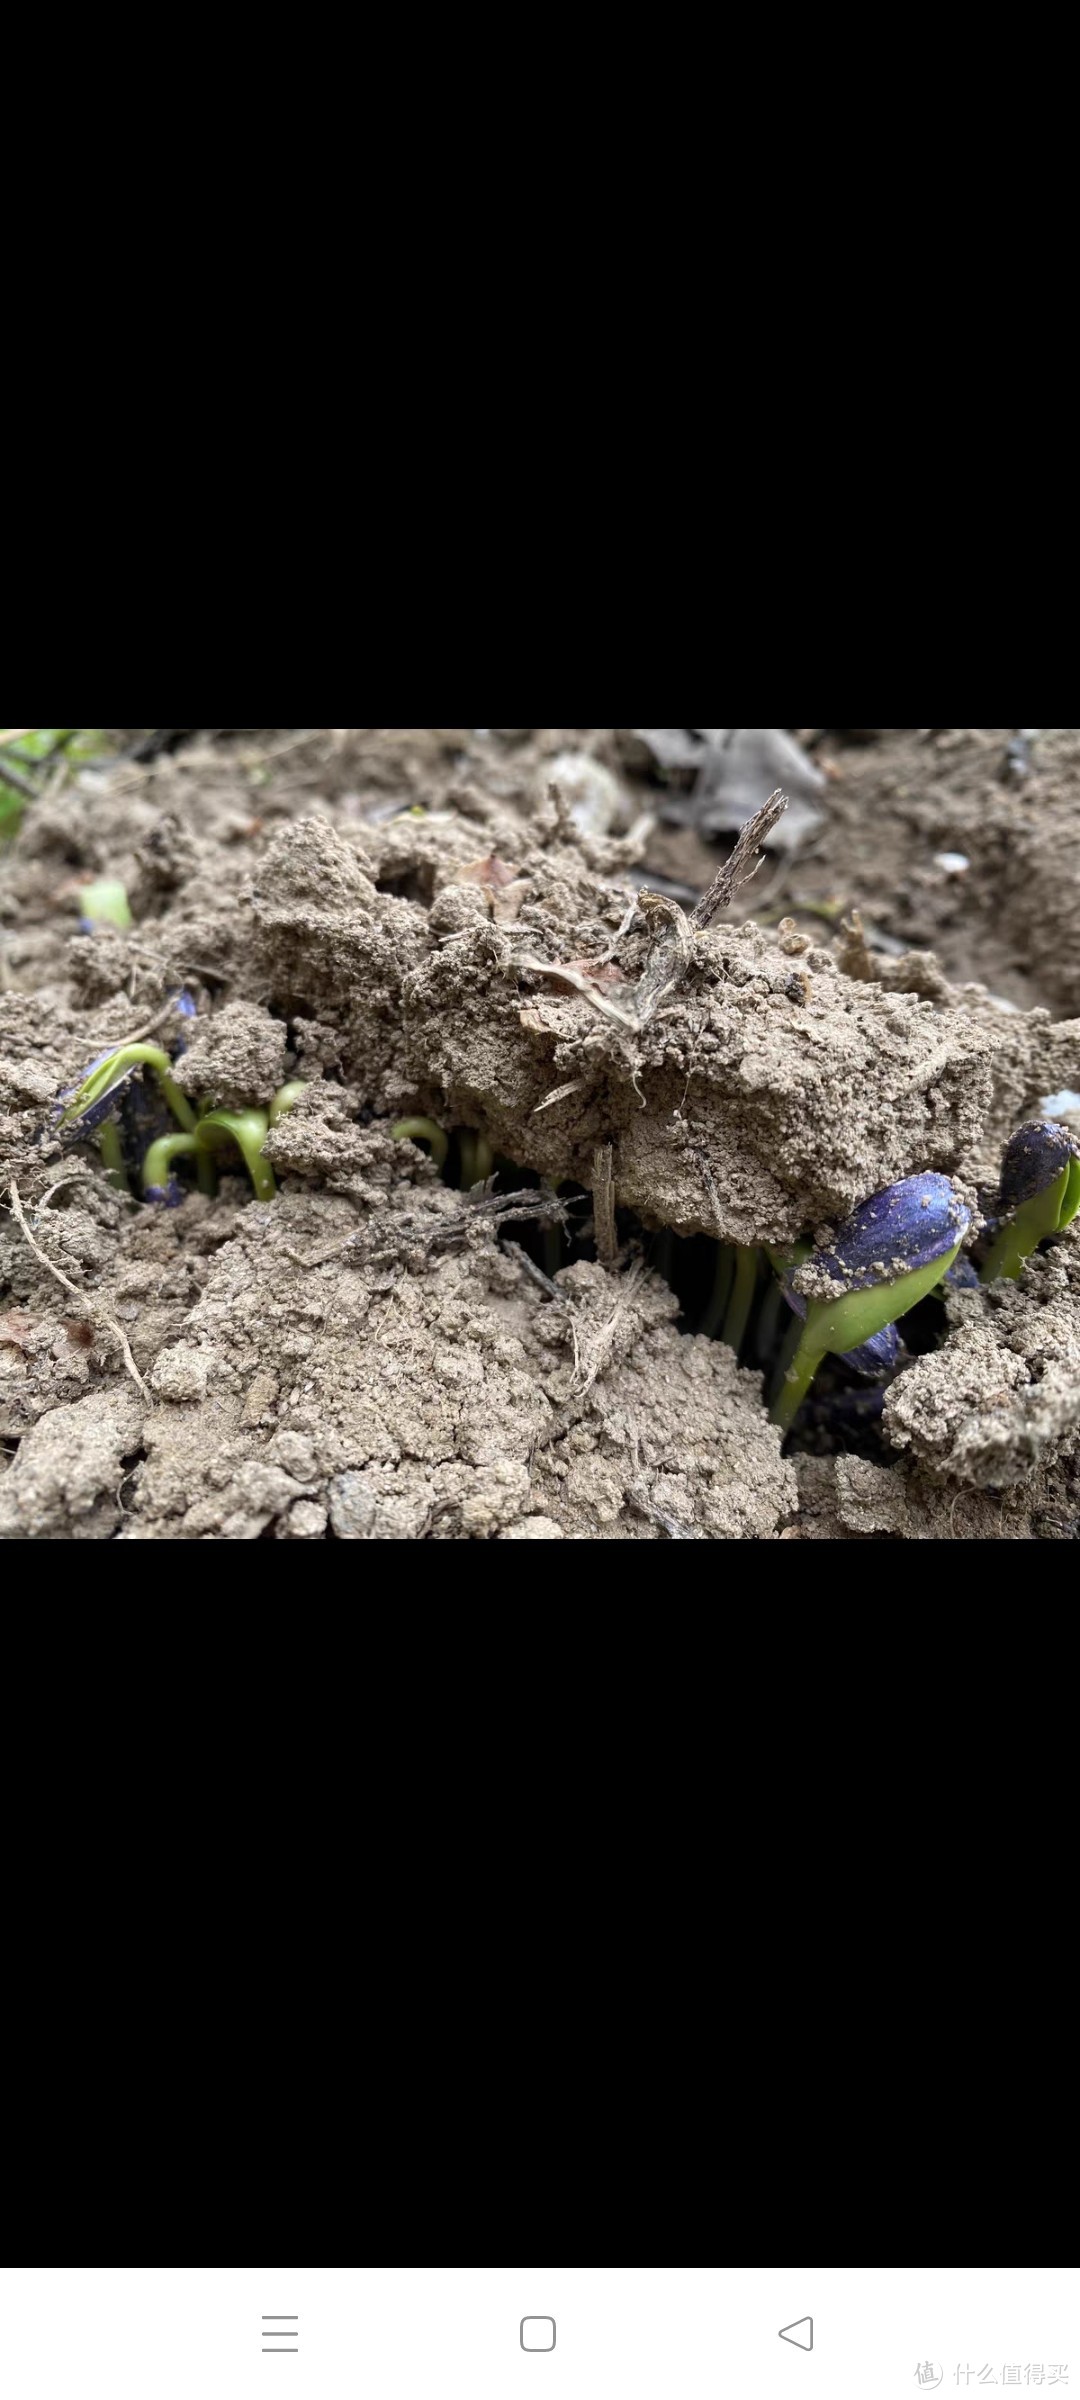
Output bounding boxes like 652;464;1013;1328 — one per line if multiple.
980;1123;1080;1283
57;1044;196;1138
389;1117;494;1189
56;1044;308;1210
268;1081;307;1128
195;1109;275;1203
142;1133;200;1196
752;1240;813;1369
140;1082;309;1205
392;1117;449;1172
766;1240;812;1276
774;1260;948;1434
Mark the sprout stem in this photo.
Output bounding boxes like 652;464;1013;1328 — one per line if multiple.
391;1117;449;1172
151;1064;196;1133
78;879;132;931
980;1163;1072;1282
98;1119;130;1194
700;1243;735;1340
773;1337;826;1435
142;1133;199;1193
268;1080;307;1128
769;1305;804;1411
755;1268;785;1364
979;1221;1035;1282
59;1043;196;1136
457;1128;493;1188
196;1109;275;1202
772;1243;965;1431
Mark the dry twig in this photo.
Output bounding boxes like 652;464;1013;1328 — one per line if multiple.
518;790;789;1041
690;788;789;930
593;1144;617;1263
627;1484;701;1539
568;1257;643;1399
532;1079;585;1116
505;1242;566;1303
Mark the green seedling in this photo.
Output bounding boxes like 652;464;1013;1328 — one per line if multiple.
980;1121;1080;1282
458;1129;494;1188
770;1305;805;1411
772;1174;971;1435
141;1081;306;1205
391;1118;450;1171
268;1081;307;1127
722;1245;759;1360
2;730;111;837
195;1109;276;1203
78;879;133;931
142;1134;201;1203
765;1240;811;1275
754;1267;786;1366
98;1119;131;1195
55;1035;304;1211
55;1044;196;1139
757;1239;811;1366
700;1244;735;1341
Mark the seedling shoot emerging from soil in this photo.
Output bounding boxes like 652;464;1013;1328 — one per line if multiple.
391;1118;450;1172
78;879;133;931
980;1121;1080;1282
55;1045;196;1140
142;1133;200;1206
772;1173;972;1435
55;1035;305;1209
195;1109;276;1203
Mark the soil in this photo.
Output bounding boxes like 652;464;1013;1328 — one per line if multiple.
2;726;1079;1541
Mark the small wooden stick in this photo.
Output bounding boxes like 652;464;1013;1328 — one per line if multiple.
691;788;789;930
593;1143;617;1262
506;1241;566;1303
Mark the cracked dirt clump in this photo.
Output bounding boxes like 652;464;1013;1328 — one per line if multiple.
402;904;1000;1244
523;1260;797;1539
788;1451;1078;1538
0;1383;146;1539
883;1238;1080;1486
72;1162;796;1541
136;810;1002;1246
172;1000;289;1108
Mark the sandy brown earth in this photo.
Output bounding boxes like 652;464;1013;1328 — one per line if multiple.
2;727;1078;1539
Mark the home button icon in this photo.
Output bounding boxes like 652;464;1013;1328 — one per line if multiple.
521;2318;556;2352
